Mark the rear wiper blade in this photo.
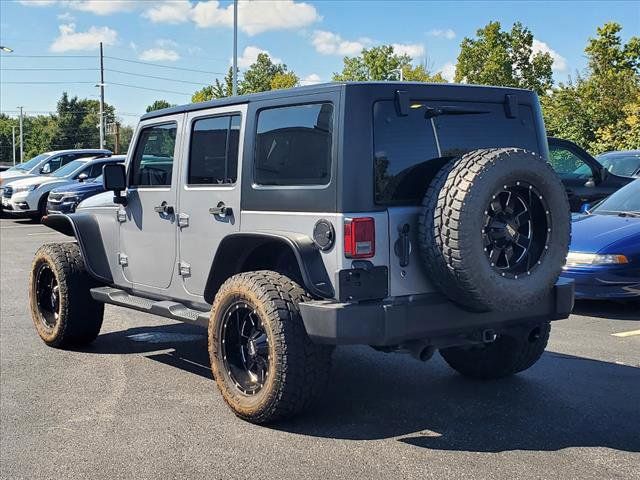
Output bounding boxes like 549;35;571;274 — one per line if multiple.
425;106;490;119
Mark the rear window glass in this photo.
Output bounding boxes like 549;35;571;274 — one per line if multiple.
255;103;333;186
373;99;539;205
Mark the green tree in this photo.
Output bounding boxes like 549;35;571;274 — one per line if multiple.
241;53;290;94
146;100;175;113
270;71;299;90
455;21;553;95
542;22;640;153
333;45;447;82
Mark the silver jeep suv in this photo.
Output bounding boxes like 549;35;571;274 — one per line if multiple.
29;82;573;424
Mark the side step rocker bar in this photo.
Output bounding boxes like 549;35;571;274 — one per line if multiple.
90;287;210;328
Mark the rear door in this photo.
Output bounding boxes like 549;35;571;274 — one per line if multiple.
177;105;245;296
119;116;183;290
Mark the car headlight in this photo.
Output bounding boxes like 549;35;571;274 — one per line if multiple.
62;195;81;203
13;184;39;193
565;252;629;267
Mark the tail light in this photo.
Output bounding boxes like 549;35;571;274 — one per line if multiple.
344;217;375;259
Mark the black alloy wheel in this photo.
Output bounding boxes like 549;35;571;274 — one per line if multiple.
221;301;270;396
482;181;551;279
35;263;60;329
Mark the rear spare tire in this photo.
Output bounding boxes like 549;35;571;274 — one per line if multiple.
418;148;570;312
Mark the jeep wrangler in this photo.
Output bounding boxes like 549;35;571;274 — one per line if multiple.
29;82;574;424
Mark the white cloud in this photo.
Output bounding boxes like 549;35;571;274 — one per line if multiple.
129;41;138;51
440;62;457;82
235;46;280;69
301;73;321;85
49;23;118;52
57;11;75;21
392;43;425;59
145;0;320;36
18;0;56;5
65;0;137;15
139;48;180;62
143;0;192;24
427;29;456;40
311;30;371;56
20;0;137;14
156;38;178;49
532;39;567;72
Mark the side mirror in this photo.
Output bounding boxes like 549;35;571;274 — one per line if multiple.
584;177;596;188
580;203;591;214
102;163;127;205
77;173;88;182
41;164;51;174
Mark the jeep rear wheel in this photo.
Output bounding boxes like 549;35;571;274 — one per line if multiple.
418;148;570;312
440;322;551;379
29;242;104;348
208;271;332;424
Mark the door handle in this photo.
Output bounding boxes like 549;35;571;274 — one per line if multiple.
154;201;174;215
209;202;233;218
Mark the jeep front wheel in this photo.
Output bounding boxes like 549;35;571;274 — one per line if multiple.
29;242;104;348
208;271;332;424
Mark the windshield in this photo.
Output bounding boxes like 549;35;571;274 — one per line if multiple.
596;152;640;177
51;160;85;178
593;179;640;214
11;153;51;171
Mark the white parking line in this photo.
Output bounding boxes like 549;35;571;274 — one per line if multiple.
27;232;60;236
612;329;640;338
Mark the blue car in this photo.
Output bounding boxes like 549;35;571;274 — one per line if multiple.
563;179;640;300
46;155;126;214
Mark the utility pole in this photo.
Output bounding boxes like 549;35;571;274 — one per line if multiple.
11;126;16;166
232;0;238;96
115;122;121;155
17;106;24;162
99;42;105;149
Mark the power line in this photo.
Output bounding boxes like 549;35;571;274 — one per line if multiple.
108;81;191;96
106;68;211;86
1;67;97;71
1;54;96;58
105;55;222;75
3;81;95;84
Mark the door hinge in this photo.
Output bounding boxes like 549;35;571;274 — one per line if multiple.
178;212;189;228
178;262;191;276
117;208;127;223
118;253;129;266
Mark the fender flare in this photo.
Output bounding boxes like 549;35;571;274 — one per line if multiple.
203;232;334;303
42;214;113;284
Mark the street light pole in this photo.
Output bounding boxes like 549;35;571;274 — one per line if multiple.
99;42;105;149
12;126;16;166
232;0;238;96
17;106;24;162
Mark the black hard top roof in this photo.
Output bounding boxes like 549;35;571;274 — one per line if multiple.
140;81;534;121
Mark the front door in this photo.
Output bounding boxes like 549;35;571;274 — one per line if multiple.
119;117;183;289
178;105;246;296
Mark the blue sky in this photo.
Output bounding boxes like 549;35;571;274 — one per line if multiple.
1;0;638;126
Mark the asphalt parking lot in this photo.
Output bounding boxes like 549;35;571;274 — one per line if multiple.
1;216;639;480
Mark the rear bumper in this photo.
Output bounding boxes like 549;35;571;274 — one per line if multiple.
299;278;574;345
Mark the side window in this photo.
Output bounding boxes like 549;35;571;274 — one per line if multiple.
88;163;105;178
188;115;241;185
44;157;62;173
255;103;333;186
130;123;177;187
548;145;593;179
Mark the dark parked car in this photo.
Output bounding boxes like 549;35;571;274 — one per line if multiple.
596;150;640;178
547;137;633;211
46;155;126;214
563;179;640;300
